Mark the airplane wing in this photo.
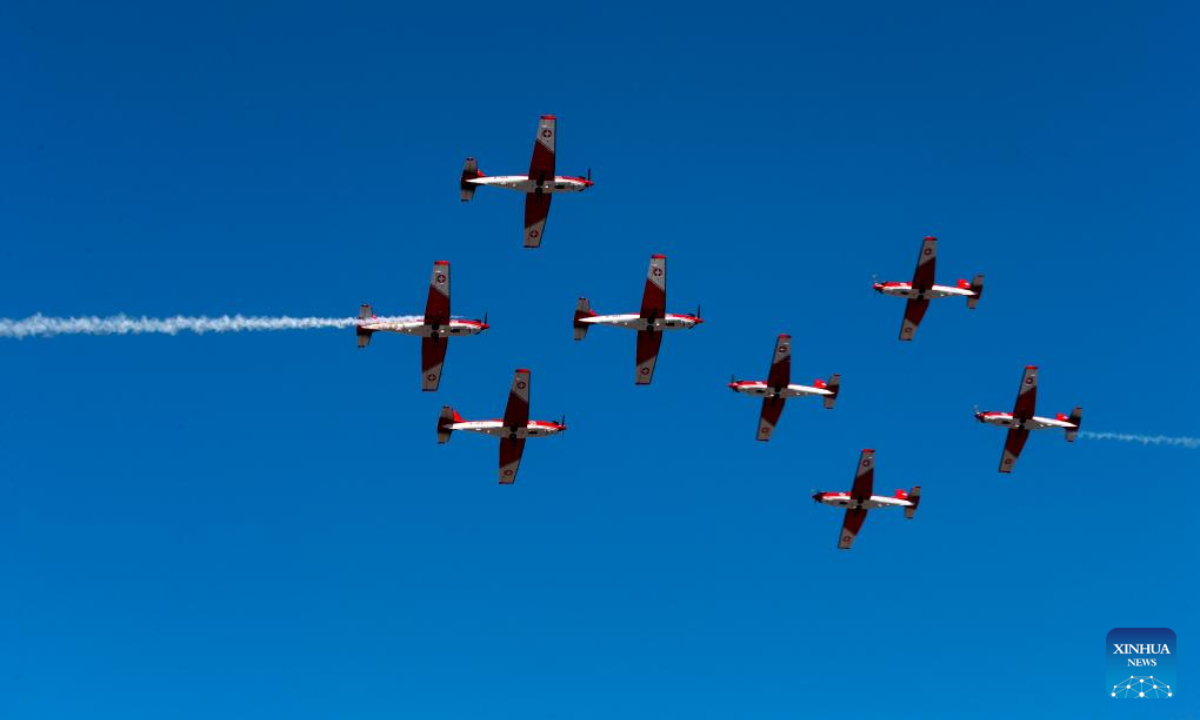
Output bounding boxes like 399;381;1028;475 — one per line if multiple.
1000;428;1029;473
850;449;875;502
524;193;551;248
424;261;451;326
503;368;531;428
911;236;937;291
899;298;929;341
635;329;663;385
1012;365;1038;420
499;437;526;484
528;115;556;183
421;336;447;392
640;255;667;319
766;334;791;389
757;397;785;442
839;508;868;550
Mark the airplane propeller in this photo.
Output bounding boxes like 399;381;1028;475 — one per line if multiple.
483;311;490;333
559;414;568;430
587;167;592;182
695;304;703;324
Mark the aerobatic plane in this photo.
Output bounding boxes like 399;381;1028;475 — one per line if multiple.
812;449;921;550
573;254;703;385
727;334;840;441
874;236;984;340
460;115;593;248
975;365;1082;473
356;260;488;392
437;369;567;484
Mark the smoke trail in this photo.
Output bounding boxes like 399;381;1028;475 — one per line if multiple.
1080;431;1200;450
0;313;422;339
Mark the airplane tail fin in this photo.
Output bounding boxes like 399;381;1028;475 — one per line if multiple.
573;297;595;341
438;405;463;444
1065;406;1083;442
904;486;922;520
461;157;481;202
822;373;841;410
357;304;374;348
967;274;984;310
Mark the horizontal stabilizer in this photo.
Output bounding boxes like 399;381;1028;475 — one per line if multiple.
437;405;460;444
905;486;922;519
573;297;594;341
1066;406;1083;442
823;373;841;410
357;304;374;348
461;157;481;202
967;273;984;310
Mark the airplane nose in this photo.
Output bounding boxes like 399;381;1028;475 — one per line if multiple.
811;492;824;503
481;323;491;330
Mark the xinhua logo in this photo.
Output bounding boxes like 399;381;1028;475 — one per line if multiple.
1107;628;1176;699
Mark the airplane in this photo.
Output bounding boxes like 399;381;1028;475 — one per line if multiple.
874;236;984;340
812;449;921;550
975;365;1082;473
460;115;593;248
437;369;567;484
573;254;703;385
356;260;488;391
727;334;840;441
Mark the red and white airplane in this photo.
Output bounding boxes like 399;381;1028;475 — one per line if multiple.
874;236;984;340
573;254;703;385
975;365;1082;473
812;449;921;550
437;369;567;484
356;260;488;391
460;115;593;248
727;334;840;441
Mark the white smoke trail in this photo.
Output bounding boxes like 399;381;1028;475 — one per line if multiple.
1080;431;1200;450
0;313;422;339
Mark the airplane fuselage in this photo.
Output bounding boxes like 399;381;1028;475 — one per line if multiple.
360;318;488;338
579;313;702;331
874;282;975;300
975;411;1077;432
467;175;592;193
727;381;833;399
447;420;567;439
812;492;914;511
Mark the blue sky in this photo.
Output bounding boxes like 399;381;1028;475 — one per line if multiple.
1;1;1197;717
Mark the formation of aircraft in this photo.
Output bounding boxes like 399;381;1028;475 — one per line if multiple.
573;254;703;385
356;260;488;391
460;115;593;248
347;117;1085;541
812;449;921;550
437;369;567;484
727;334;839;441
975;365;1083;473
874;236;984;340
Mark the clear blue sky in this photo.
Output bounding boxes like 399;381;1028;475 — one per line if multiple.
1;1;1197;718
